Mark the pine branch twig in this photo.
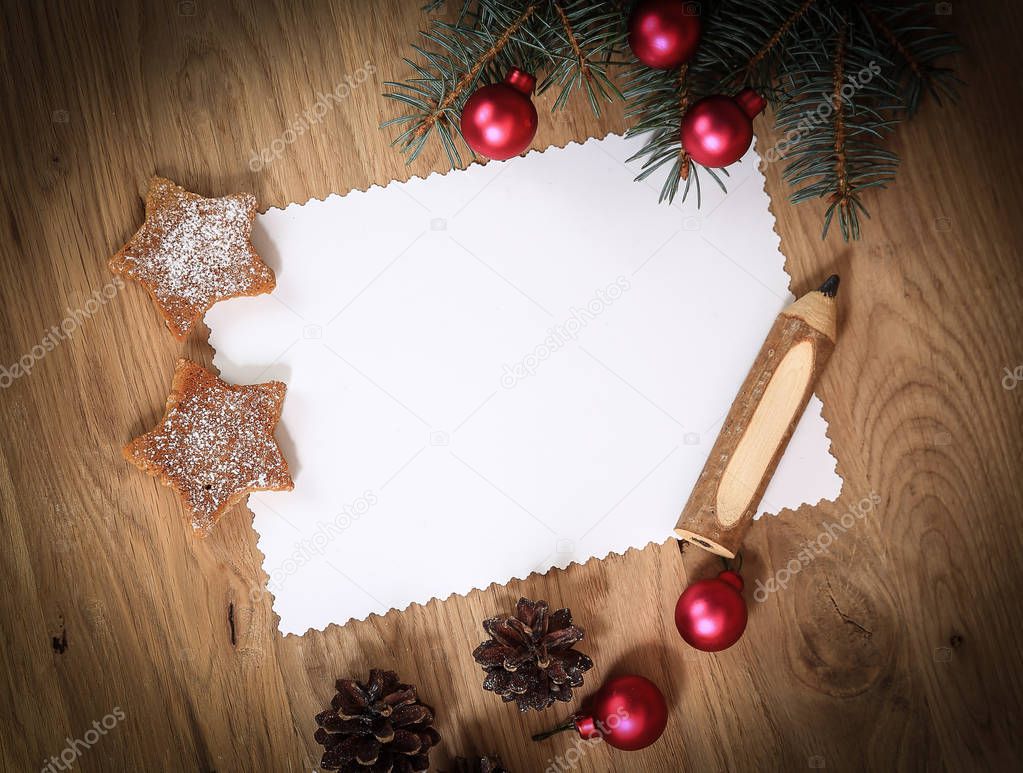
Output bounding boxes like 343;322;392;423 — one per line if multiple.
742;0;817;84
553;1;590;83
412;1;540;141
855;0;924;81
830;23;851;238
678;64;691;181
384;0;959;239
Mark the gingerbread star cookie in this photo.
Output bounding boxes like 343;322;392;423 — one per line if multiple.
124;359;294;536
110;176;275;339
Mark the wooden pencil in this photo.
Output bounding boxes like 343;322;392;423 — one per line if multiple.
675;275;841;558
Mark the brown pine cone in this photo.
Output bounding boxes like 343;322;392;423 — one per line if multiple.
449;755;509;773
472;597;593;712
313;669;441;772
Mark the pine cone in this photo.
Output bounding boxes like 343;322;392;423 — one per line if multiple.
472;597;593;712
449;755;509;773
314;669;441;772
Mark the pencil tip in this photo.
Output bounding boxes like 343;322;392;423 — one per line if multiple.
818;274;840;298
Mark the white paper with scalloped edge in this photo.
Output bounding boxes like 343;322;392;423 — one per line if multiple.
206;133;842;635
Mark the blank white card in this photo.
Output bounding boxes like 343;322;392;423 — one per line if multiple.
206;133;841;635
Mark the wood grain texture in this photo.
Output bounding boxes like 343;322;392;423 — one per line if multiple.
1;1;1021;771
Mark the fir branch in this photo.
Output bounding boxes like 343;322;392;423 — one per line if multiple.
553;2;589;78
413;2;539;142
741;0;817;85
678;64;691;181
856;1;924;81
779;11;900;241
538;0;625;115
829;23;853;239
384;0;959;239
854;1;961;113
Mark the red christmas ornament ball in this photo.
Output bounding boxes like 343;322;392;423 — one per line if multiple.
674;569;748;652
681;88;766;168
460;68;538;160
573;675;669;751
628;0;701;69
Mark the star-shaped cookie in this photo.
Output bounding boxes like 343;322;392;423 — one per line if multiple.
110;176;275;339
124;359;294;536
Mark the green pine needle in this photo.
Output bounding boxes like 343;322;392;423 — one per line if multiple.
383;0;959;240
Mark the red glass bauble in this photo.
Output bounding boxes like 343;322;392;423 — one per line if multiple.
675;569;748;651
628;0;701;69
573;675;668;751
460;68;538;160
681;88;766;168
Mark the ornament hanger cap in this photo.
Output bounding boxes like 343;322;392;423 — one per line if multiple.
574;715;599;740
505;68;536;96
735;88;767;120
718;569;744;591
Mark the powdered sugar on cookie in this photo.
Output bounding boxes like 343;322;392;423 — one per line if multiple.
123;359;293;535
110;177;275;338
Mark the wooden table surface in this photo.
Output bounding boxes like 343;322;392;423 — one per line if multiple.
2;1;1021;771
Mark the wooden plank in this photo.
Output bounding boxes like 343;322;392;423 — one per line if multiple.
0;1;1021;770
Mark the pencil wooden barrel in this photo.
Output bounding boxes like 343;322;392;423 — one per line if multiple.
675;276;840;558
